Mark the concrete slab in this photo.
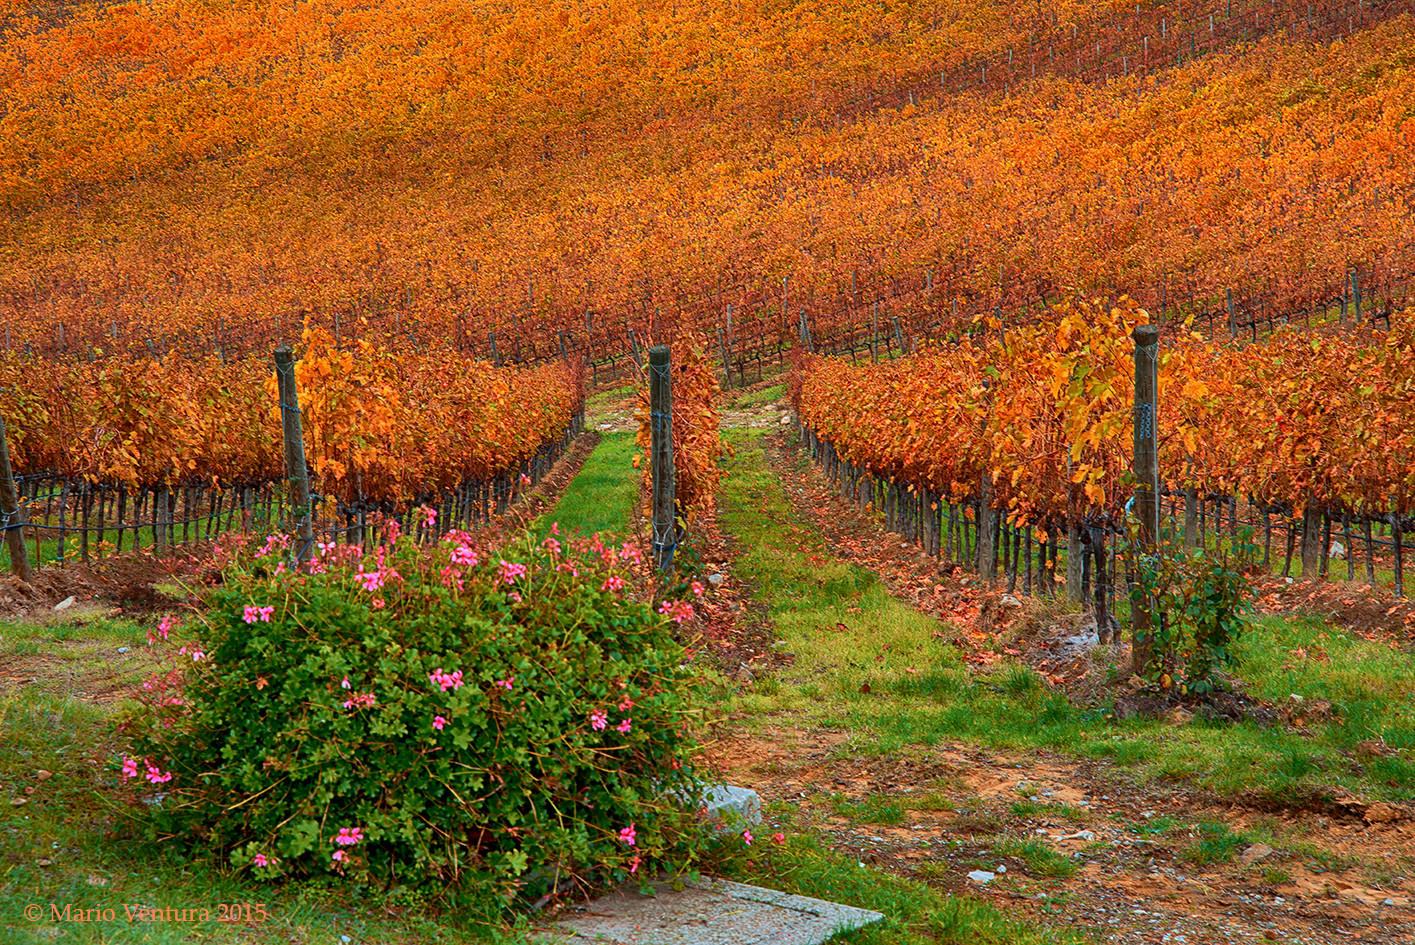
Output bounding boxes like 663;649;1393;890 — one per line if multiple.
546;877;884;944
701;783;762;827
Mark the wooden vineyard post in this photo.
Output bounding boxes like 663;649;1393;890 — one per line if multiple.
717;326;732;390
274;346;314;568
1131;324;1160;674
648;346;676;571
0;410;32;581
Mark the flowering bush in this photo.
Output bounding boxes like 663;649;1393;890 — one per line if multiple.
120;523;710;906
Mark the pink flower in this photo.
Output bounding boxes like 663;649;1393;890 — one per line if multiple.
242;605;260;624
618;695;635;711
590;710;608;731
191;650;205;662
450;543;479;567
371;597;385;609
259;606;274;621
157;615;174;639
341;692;376;710
332;850;347;863
519;472;531;485
433;715;447;731
341;676;351;689
121;757;138;781
657;600;695;623
145;764;173;784
494;677;514;690
619;824;637;846
772;832;785;845
742;829;753;846
691;581;705;598
429;669;464;692
550;522;560;535
334;827;363;846
497;560;527;585
542;536;561;555
253;853;268;867
629;855;642;874
601;575;626;593
616;718;632;734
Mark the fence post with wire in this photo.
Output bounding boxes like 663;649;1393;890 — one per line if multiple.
1130;323;1161;674
648;345;676;571
274;346;314;568
0;408;32;582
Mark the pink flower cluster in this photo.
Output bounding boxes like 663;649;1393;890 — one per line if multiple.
493;677;515;690
146;614;177;646
121;756;172;784
331;826;364;864
600;575;626;593
429;668;464;691
658;599;695;624
497;559;527;585
243;605;275;624
253;853;269;867
342;692;376;710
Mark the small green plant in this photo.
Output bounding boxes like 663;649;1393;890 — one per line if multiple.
1263;867;1294;885
1180;821;1249;867
993;837;1078;878
1131;526;1257;693
120;522;713;909
831;793;906;826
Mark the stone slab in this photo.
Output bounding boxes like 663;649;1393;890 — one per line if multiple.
545;877;884;944
702;783;761;827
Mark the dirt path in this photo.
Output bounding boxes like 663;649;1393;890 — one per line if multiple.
704;399;1415;945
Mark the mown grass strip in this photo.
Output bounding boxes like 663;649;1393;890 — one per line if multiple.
530;431;639;543
716;428;1415;808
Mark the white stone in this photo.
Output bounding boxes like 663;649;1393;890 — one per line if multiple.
54;596;75;611
967;870;995;884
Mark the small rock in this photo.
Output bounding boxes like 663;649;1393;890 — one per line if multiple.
967;870;995;884
999;595;1021;608
1384;898;1397;907
779;413;793;425
1238;843;1275;866
1288;694;1304;704
1163;707;1194;726
1364;802;1402;825
36;770;52;781
37;858;52;867
707;573;725;586
996;865;1007;874
54;595;76;611
10;798;27;806
117;646;129;654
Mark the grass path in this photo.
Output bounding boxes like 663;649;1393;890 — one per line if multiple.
703;413;1415;944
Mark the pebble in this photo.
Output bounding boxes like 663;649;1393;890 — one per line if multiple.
967;870;995;884
118;646;129;654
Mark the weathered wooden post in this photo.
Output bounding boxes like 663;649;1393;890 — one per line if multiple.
717;326;732;390
648;346;676;571
1131;324;1160;674
274;346;313;567
0;410;32;581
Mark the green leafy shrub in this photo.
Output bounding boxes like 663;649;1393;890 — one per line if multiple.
1131;528;1256;693
120;521;710;907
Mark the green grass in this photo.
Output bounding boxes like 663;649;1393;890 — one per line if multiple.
730;383;787;407
830;794;906;827
716;427;1415;808
991;838;1078;879
530;431;639;543
586;382;637;408
1180;821;1250;867
729;835;1089;945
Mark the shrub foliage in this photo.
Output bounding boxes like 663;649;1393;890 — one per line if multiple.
121;522;709;904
